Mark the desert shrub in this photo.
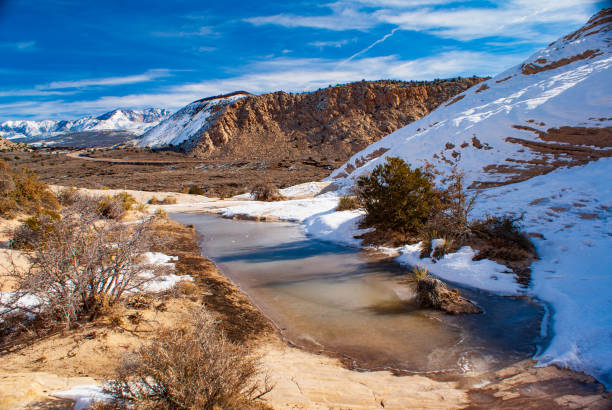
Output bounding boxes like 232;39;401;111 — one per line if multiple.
148;195;177;205
113;192;136;211
356;157;442;235
161;196;177;205
97;193;135;220
337;195;360;211
1;200;167;328
56;186;79;206
0;167;59;217
422;167;478;244
188;185;205;195
10;209;61;250
97;196;126;220
431;236;458;260
251;183;286;202
470;215;536;261
153;208;168;219
105;310;272;409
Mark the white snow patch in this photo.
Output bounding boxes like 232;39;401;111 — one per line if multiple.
219;196;339;223
304;210;370;246
136;252;192;293
52;384;111;410
397;243;522;295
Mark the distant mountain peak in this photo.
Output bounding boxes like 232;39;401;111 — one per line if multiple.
0;108;172;145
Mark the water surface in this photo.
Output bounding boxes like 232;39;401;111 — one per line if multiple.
172;213;546;374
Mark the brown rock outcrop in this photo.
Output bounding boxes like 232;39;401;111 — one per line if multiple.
416;276;481;314
175;78;486;161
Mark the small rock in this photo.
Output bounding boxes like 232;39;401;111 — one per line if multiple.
416;276;481;314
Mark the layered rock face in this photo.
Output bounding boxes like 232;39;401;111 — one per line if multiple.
147;78;485;161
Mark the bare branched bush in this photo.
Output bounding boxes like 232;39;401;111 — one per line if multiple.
2;196;167;329
251;183;286;202
435;167;479;242
105;309;273;409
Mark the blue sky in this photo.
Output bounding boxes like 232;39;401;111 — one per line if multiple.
0;0;606;121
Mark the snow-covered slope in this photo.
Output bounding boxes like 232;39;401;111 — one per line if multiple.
137;92;250;149
0;108;171;143
328;9;612;388
331;10;611;189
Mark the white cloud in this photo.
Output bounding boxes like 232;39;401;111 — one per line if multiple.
152;26;213;37
340;27;399;65
309;39;351;48
245;0;600;42
0;41;36;51
42;69;171;90
0;50;522;120
244;5;376;31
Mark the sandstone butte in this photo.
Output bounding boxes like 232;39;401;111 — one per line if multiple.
167;78;486;161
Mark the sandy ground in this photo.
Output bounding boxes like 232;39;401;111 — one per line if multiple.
259;340;468;409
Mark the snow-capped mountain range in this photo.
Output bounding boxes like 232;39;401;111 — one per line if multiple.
330;8;612;388
0;108;171;143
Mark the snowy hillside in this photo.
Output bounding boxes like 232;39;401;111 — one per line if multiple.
0;108;171;143
137;92;250;148
326;9;612;388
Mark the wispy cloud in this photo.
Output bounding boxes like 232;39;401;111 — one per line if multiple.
309;39;351;48
42;69;171;90
0;41;36;51
245;0;600;42
0;89;76;98
244;4;376;31
151;26;213;37
340;27;399;65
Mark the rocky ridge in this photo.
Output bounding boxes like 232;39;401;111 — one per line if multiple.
139;78;485;161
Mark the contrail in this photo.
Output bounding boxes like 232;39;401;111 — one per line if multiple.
338;27;400;66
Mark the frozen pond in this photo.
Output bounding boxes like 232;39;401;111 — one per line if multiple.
171;212;547;375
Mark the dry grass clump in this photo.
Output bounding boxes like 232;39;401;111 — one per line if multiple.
411;265;429;281
153;208;168;219
104;309;272;409
337;195;360;211
56;186;80;206
187;185;205;195
251;183;286;202
471;215;536;262
97;192;137;220
0;164;59;217
147;196;177;205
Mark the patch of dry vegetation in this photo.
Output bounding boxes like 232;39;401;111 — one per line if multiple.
104;310;272;409
336;195;360;211
0;159;59;218
251;183;286;202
